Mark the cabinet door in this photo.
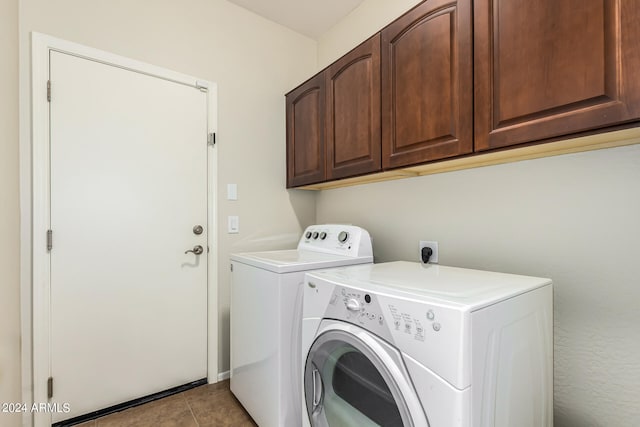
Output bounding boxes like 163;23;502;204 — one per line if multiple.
475;0;640;151
286;73;325;188
326;34;382;180
381;0;473;169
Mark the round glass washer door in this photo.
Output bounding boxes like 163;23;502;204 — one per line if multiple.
304;322;428;427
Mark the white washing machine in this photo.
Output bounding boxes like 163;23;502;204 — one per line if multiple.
230;224;373;427
301;261;553;427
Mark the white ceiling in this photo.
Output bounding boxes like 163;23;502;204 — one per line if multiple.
227;0;365;39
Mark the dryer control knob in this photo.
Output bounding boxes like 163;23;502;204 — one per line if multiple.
346;298;361;312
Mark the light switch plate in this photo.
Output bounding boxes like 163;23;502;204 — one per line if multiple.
227;184;237;200
228;216;239;233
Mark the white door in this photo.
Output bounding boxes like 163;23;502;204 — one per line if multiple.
49;51;208;422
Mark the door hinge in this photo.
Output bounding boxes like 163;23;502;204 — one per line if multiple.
47;80;51;102
208;132;216;146
46;230;53;251
195;81;208;92
47;377;53;399
230;263;233;272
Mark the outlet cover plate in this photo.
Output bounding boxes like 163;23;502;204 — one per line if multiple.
419;241;439;264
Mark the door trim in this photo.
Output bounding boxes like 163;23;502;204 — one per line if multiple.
23;32;219;427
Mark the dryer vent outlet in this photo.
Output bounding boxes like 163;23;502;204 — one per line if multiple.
419;241;439;264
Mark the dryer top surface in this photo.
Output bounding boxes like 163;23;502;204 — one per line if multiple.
307;261;551;310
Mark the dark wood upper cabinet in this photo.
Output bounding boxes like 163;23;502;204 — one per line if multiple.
474;0;640;151
326;34;382;180
285;0;640;188
286;73;325;188
381;0;473;169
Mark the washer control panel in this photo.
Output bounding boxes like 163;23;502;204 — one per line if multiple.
306;270;471;389
323;284;454;345
324;286;393;342
298;224;373;258
387;303;443;340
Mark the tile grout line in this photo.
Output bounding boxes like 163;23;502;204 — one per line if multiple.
181;391;200;427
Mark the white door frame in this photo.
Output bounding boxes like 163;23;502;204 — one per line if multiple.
23;32;218;427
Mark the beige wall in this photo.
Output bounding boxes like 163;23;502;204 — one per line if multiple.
316;1;640;425
317;146;640;426
317;0;420;68
0;0;21;425
17;0;317;399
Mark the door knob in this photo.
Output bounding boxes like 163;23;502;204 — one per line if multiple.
185;245;204;255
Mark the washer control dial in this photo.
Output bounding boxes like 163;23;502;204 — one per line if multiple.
338;231;349;244
319;232;327;240
345;298;361;312
312;231;319;240
305;231;312;239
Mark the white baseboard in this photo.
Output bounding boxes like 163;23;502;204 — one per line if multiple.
217;370;230;381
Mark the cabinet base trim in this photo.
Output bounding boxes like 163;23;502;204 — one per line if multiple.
296;127;640;190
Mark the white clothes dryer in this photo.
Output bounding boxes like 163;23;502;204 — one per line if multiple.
301;261;553;427
230;225;373;427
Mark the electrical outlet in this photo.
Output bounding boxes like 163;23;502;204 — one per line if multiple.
419;241;439;264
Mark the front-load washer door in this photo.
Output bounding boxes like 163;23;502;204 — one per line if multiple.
304;320;429;427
